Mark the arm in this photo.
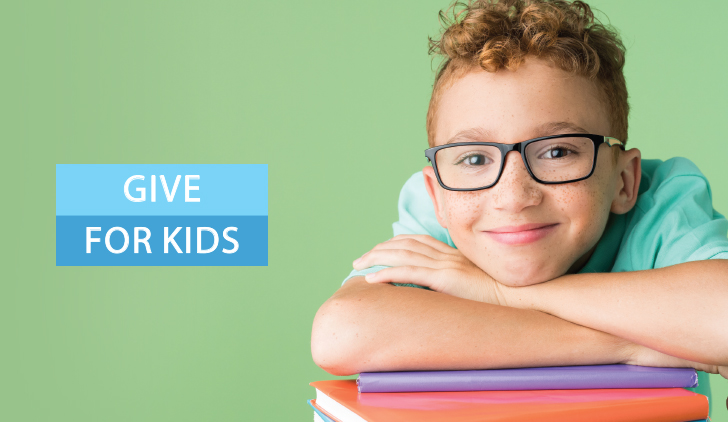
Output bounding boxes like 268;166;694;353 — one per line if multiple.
349;235;727;377
502;259;728;366
312;276;635;376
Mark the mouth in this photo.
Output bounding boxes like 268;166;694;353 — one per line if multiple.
483;223;559;245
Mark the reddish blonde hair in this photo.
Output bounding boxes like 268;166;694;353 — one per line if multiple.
426;0;628;147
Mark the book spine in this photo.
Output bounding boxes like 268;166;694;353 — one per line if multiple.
357;365;698;393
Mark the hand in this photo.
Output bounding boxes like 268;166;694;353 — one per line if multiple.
627;343;728;380
353;234;506;305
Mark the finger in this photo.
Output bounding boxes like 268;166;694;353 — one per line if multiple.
354;249;441;271
368;238;448;260
354;234;456;267
389;234;456;254
358;235;453;261
364;266;440;290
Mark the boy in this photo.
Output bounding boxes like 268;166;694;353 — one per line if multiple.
311;0;728;401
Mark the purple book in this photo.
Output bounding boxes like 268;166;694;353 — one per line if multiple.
357;364;698;393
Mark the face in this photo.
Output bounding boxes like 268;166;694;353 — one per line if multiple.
424;57;641;286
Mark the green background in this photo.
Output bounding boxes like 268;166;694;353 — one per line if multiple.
4;0;727;420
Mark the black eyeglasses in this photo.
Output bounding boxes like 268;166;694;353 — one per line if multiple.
425;133;625;191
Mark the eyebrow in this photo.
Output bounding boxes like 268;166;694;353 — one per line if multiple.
445;127;493;144
444;121;590;145
535;121;590;136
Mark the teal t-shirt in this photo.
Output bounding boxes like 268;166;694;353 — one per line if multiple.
344;157;728;405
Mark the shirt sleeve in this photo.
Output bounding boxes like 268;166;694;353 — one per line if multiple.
342;172;451;286
618;157;728;271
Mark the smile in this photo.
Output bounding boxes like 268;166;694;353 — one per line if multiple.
483;223;559;245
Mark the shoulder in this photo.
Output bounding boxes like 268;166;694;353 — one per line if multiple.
635;157;715;217
396;172;432;222
398;171;427;201
393;171;453;246
640;157;709;196
618;157;728;269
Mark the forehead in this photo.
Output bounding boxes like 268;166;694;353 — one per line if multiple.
433;58;610;146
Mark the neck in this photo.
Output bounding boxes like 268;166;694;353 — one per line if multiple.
567;243;598;274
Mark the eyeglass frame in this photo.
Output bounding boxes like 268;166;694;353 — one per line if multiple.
424;133;625;191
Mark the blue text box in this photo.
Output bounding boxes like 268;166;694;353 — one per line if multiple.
56;216;267;266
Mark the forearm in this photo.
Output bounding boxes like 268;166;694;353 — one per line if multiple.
311;277;632;376
504;260;728;365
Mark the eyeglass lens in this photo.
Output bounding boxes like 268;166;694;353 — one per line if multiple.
434;137;595;189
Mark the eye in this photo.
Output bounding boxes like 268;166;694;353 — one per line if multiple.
455;153;492;166
540;146;575;159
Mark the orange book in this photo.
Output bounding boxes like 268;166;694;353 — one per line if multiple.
310;380;708;422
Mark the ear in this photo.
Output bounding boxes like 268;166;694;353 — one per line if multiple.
610;147;642;214
422;165;449;229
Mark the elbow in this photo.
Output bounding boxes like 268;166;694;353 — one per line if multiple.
717;338;728;367
712;296;728;365
311;297;369;376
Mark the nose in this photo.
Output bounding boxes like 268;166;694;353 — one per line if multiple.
490;151;543;213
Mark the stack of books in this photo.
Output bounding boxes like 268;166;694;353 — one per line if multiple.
308;364;709;421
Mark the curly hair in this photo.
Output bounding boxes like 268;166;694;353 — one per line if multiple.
426;0;628;147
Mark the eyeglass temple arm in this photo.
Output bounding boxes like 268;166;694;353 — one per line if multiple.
605;136;626;149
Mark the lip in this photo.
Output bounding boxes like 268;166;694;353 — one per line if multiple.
484;223;559;245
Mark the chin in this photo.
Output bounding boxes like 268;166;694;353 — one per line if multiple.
479;259;567;287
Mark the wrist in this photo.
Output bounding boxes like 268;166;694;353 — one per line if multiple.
619;339;641;365
493;281;514;307
497;282;536;310
503;274;570;312
622;342;721;374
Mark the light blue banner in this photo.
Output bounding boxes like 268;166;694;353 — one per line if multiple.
56;164;267;216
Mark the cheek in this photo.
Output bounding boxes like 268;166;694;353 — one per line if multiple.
551;176;612;247
442;191;487;229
